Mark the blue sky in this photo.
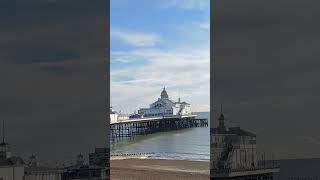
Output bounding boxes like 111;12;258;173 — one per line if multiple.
111;0;210;113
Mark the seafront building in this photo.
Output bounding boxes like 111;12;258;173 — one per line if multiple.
211;109;279;180
63;153;107;180
0;138;63;180
0;140;24;180
89;148;108;167
110;107;129;124
0;123;25;180
212;113;258;170
24;154;63;180
0;122;108;180
138;87;191;117
110;87;192;124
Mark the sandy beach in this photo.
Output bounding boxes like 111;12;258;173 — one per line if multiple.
110;159;210;180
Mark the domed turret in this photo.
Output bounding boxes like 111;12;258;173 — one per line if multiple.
160;87;168;99
217;104;226;132
218;113;225;128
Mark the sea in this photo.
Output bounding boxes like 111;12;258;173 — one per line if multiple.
110;112;210;162
110;112;320;178
275;158;320;179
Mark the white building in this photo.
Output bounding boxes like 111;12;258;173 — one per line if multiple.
138;87;192;117
212;111;257;170
110;107;129;124
110;107;119;124
24;154;63;180
0;141;25;180
0;159;24;180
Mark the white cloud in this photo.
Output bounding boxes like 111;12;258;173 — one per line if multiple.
199;22;210;30
111;29;161;47
110;47;210;113
161;0;210;10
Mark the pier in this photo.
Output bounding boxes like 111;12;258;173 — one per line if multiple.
110;115;208;142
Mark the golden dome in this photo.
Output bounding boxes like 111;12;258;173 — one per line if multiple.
160;87;168;98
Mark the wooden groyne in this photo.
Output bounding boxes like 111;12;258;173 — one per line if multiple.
110;116;208;142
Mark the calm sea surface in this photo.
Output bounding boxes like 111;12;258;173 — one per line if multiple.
275;159;320;178
110;112;210;161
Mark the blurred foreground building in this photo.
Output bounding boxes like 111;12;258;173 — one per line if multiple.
63;151;107;180
211;109;280;180
0;128;24;180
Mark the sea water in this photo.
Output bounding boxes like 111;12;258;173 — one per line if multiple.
110;112;210;161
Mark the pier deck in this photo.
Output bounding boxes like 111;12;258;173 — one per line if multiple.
110;115;208;142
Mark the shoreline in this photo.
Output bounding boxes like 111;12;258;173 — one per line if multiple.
110;158;210;180
110;155;210;161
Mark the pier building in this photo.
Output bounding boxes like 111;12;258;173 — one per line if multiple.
138;87;191;117
110;107;129;124
211;109;279;180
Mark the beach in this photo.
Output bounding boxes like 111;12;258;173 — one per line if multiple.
110;159;210;180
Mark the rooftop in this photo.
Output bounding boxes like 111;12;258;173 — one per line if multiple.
0;156;24;167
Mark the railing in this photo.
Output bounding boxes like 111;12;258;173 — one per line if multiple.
212;163;280;174
274;177;320;180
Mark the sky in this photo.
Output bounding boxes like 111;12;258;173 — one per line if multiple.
0;0;107;164
110;0;210;114
214;0;320;159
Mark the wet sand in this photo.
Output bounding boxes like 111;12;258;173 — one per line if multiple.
110;159;210;180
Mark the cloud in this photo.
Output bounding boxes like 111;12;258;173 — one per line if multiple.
161;0;209;10
199;22;210;30
111;28;161;46
110;47;210;113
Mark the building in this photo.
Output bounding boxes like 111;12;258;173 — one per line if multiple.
211;108;279;179
138;87;192;117
0;122;25;180
24;166;63;180
110;107;129;124
62;154;107;180
89;148;108;167
110;107;118;124
89;147;109;177
0;156;24;180
24;154;63;180
212;113;257;170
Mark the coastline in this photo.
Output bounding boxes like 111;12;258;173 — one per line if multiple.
110;158;210;180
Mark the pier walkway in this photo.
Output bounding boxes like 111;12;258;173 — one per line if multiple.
110;115;208;142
